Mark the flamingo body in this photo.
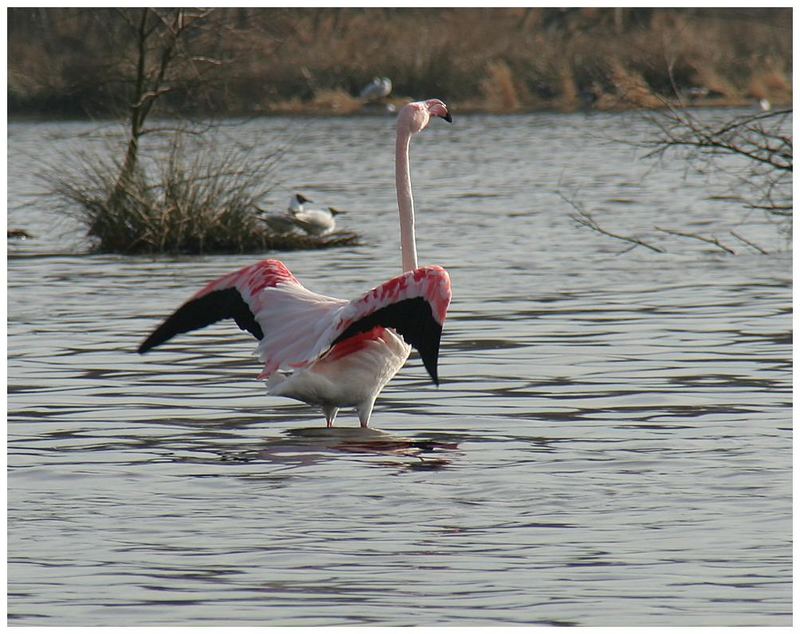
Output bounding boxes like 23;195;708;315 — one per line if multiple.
139;99;452;427
268;326;410;426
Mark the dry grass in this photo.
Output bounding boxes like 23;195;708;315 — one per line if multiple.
608;62;663;109
557;60;579;111
269;88;363;115
748;65;791;102
481;61;520;112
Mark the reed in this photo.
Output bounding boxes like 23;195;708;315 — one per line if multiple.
481;61;520;113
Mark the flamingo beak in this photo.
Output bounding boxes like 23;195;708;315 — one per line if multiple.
441;112;453;123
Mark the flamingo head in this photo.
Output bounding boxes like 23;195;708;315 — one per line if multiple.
399;99;452;135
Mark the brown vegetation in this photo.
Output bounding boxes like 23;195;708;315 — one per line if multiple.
8;8;792;117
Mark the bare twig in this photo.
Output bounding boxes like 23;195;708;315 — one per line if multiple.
561;193;665;253
132;87;175;109
655;226;736;254
729;230;769;255
640;104;792;219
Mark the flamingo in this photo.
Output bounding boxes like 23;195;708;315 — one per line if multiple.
138;99;453;428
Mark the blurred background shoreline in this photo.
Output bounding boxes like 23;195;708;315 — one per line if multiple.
8;7;792;120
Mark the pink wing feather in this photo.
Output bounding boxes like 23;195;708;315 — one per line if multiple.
191;259;300;302
254;264;450;379
338;265;451;331
139;259;451;383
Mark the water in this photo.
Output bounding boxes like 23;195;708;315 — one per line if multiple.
7;110;792;626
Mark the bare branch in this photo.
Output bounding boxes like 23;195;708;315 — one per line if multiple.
636;100;793;226
729;230;769;255
561;193;665;253
655;226;736;254
132;87;174;109
641;104;793;172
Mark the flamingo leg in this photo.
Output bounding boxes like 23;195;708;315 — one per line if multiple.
324;406;339;428
357;399;376;428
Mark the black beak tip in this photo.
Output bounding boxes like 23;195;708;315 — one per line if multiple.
442;112;453;123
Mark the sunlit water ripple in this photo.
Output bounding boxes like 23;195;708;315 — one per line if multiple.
8;110;791;625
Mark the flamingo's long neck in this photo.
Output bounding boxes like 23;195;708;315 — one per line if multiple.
395;128;417;272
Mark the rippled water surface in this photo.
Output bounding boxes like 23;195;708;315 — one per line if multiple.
8;110;792;625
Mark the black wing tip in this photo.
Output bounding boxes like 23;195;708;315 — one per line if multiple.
137;330;165;354
330;296;445;386
421;349;438;384
136;319;180;354
136;287;263;357
421;345;441;386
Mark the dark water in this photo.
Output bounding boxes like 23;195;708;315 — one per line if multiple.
7;110;792;625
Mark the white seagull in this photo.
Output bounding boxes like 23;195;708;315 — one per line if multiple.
258;212;299;235
286;193;344;236
291;206;345;236
360;76;392;102
288;193;313;214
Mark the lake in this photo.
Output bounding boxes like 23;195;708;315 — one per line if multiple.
7;109;792;626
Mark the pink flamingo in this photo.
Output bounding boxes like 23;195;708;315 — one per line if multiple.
138;99;453;428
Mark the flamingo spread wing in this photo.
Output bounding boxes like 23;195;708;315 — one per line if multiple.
330;265;450;383
138;259;451;384
138;259;301;354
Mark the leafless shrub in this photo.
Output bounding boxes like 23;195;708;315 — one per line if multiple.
567;95;791;255
564;189;772;256
642;104;792;219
